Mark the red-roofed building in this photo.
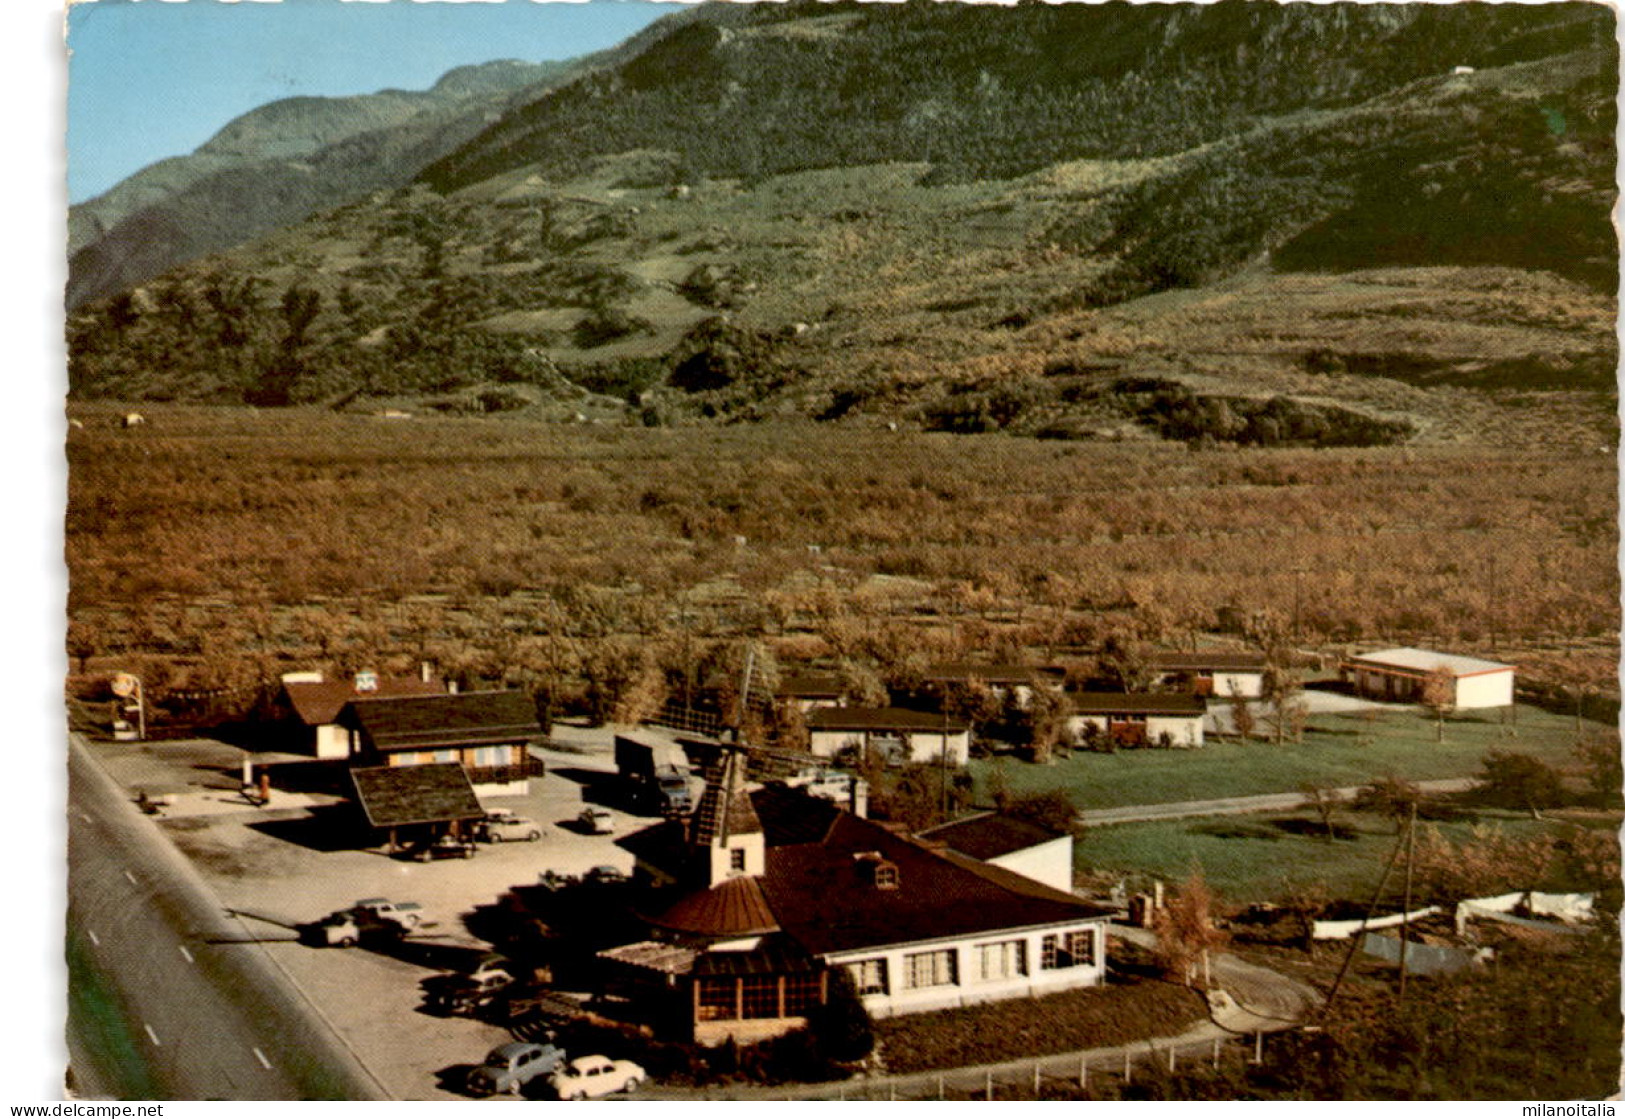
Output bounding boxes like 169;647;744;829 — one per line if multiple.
599;754;1110;1044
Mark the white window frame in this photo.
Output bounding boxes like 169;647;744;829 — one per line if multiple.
975;939;1028;982
903;948;958;991
846;958;889;997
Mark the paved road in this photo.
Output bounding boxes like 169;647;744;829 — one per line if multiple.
1079;778;1478;827
67;735;389;1100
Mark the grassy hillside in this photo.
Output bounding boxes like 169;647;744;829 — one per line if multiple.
65;1;1616;447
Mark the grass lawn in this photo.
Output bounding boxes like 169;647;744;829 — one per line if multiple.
970;703;1606;811
1073;807;1616;905
873;977;1208;1074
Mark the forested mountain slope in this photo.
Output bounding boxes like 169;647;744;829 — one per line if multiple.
66;1;1617;449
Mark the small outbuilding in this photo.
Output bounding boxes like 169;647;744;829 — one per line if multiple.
1150;651;1266;699
278;669;444;760
916;812;1075;894
1341;647;1515;709
1067;693;1207;748
806;706;971;766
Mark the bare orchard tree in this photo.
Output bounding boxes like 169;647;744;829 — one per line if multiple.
1420;664;1456;743
1152;869;1229;990
1298;781;1346;842
1262;664;1307;745
1228;680;1257;742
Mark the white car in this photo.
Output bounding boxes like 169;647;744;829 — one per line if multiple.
549;1055;645;1100
481;810;543;842
578;807;615;835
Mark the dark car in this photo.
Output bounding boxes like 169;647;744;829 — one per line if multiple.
466;1041;566;1096
405;834;475;861
583;865;627;886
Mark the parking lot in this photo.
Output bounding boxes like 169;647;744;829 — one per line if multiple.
86;727;664;1100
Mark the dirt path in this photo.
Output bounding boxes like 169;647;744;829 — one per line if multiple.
1079;777;1477;826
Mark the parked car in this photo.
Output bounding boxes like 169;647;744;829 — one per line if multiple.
578;806;615;834
405;833;476;861
311;911;362;948
583;865;627;887
352;898;430;929
480;809;543;843
550;1055;645;1100
423;970;512;1016
466;1041;566;1096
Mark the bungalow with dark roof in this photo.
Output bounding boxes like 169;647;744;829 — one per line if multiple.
775;671;847;713
601;756;1111;1044
276;669;444;759
916;812;1074;893
341;690;544;798
921;663;1058;709
1068;693;1207;748
806;706;971;766
1150;651;1267;699
1342;647;1515;709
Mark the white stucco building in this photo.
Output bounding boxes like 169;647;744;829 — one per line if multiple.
1342;647;1515;710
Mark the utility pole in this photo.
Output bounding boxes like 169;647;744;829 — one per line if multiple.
1397;803;1417;1005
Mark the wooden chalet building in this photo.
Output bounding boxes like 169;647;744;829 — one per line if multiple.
1068;693;1207;748
341;690;544;798
601;755;1111;1045
349;761;486;852
276;669;443;759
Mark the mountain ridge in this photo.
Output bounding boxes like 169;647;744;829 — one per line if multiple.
65;1;1617;449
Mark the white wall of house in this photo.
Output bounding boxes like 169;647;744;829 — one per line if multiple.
1453;670;1514;709
1067;714;1204;748
313;723;352;760
807;728;970;765
825;921;1107;1019
1211;672;1263;699
988;835;1074;894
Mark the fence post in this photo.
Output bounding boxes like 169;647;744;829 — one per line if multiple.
1124;1050;1132;1084
1169;1046;1176;1073
1079;1056;1087;1090
986;1070;993;1100
937;1074;944;1100
1033;1063;1041;1095
1253;1031;1263;1065
1212;1038;1221;1070
888;1084;896;1101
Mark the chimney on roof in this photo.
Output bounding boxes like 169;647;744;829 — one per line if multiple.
354;670;379;693
850;777;869;819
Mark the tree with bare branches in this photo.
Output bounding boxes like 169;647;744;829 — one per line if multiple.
1152;869;1229;990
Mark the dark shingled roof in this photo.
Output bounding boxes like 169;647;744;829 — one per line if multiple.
1151;651;1267;672
777;672;845;698
753;789;1110;956
283;675;443;726
346;691;539;752
916;812;1063;861
807;706;969;733
1069;693;1206;716
349;763;483;829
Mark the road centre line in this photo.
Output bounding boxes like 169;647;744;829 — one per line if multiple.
253;1048;272;1071
144;1024;161;1047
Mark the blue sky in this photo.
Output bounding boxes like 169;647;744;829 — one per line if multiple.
67;0;672;203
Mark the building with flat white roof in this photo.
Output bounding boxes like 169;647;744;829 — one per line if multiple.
1342;647;1515;709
